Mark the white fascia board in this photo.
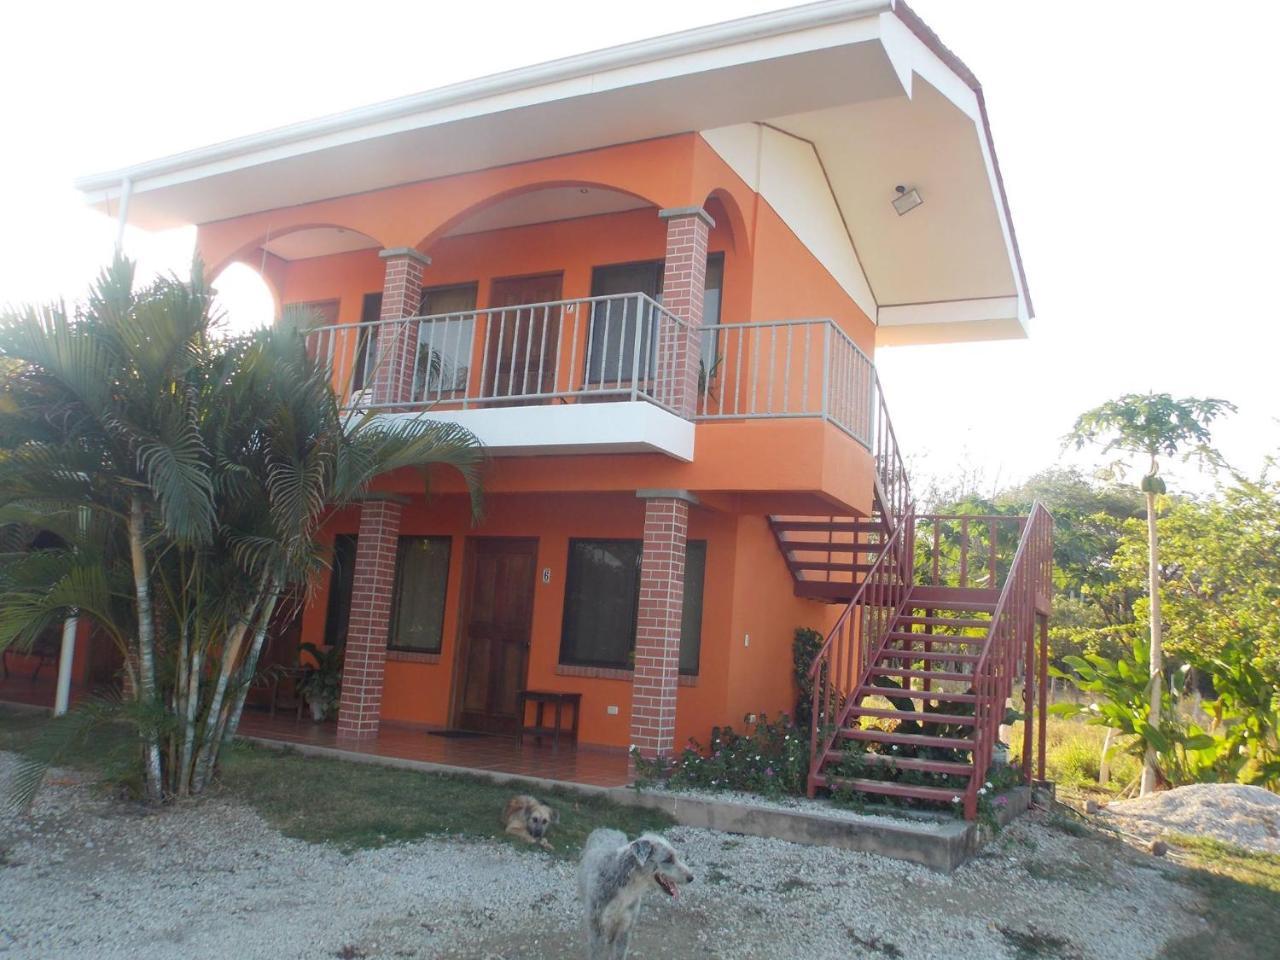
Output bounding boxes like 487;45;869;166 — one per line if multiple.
878;296;1020;328
380;401;695;462
74;0;893;200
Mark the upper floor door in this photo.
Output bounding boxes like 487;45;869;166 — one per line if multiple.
484;273;562;403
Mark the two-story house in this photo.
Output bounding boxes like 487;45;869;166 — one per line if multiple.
74;0;1050;817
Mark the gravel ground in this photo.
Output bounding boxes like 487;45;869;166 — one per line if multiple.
1101;782;1280;853
0;751;1206;960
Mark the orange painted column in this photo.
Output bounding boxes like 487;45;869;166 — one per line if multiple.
336;248;425;740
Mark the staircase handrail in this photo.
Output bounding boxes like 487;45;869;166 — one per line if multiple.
872;370;912;529
807;504;914;793
963;500;1054;816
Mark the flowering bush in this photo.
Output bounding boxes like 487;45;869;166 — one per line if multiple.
632;713;810;799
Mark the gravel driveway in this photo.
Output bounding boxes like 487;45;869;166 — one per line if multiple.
0;752;1206;959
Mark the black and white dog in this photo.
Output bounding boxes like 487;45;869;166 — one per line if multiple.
577;829;694;960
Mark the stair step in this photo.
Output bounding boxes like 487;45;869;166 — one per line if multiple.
885;631;986;644
899;615;990;628
837;728;974;751
792;561;875;574
877;649;980;664
772;520;884;535
857;686;978;704
823;776;964;804
822;752;975;776
868;666;974;684
850;706;976;726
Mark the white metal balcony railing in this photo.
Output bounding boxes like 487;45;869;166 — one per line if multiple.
303;293;876;448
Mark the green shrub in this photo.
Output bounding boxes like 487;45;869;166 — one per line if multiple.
633;713;810;799
793;627;824;730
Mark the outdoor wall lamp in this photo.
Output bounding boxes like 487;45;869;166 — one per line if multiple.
892;185;924;216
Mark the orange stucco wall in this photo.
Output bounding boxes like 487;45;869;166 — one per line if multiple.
200;131;878;749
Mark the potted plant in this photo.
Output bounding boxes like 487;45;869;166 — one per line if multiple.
297;642;343;721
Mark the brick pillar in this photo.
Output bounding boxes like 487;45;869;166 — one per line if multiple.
657;207;713;417
371;247;430;406
336;500;402;740
630;491;697;760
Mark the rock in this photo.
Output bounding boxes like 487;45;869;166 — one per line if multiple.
1084;800;1100;815
1149;839;1169;857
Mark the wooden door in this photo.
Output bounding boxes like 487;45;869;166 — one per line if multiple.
484;274;562;401
456;538;538;734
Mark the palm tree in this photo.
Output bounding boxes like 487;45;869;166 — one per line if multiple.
1065;392;1233;795
0;256;483;802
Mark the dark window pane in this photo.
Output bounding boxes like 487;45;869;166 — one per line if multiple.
416;283;477;396
323;535;358;649
680;541;707;675
388;536;452;652
587;261;663;385
352;293;382;391
559;539;642;668
700;253;725;374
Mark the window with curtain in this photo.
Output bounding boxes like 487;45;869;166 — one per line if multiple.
387;536;452;652
559;538;707;674
322;535;358;649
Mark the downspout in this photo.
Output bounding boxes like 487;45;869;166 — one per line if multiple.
114;176;133;253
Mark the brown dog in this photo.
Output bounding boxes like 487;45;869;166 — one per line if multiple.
503;794;558;850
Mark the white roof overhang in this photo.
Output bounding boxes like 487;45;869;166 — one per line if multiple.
75;0;1031;342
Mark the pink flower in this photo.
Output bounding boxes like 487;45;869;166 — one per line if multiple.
765;767;775;777
994;796;1008;807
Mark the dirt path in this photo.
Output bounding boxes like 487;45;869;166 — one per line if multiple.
0;753;1206;959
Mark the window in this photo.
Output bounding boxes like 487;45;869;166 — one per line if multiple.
387;536;452;652
587;261;663;386
352;294;381;391
322;535;358;648
416;283;477;396
701;253;725;375
559;538;707;674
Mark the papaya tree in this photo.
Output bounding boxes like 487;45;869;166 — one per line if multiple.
1065;393;1234;794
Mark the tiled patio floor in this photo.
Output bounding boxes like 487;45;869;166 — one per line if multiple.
236;710;633;788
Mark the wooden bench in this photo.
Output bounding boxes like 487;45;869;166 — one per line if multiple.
517;690;582;752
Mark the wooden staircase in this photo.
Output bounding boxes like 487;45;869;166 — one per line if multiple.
784;371;1054;819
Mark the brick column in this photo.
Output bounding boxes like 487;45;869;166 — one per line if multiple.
336;500;402;740
657;207;713;417
371;247;430;406
630;490;698;759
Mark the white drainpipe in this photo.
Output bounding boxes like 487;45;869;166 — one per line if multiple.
114;176;133;253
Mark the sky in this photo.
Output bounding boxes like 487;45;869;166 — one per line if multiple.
3;0;1278;496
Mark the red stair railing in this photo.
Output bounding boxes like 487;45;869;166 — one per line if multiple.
962;501;1054;818
806;500;913;795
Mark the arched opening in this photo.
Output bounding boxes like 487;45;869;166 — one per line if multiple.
211;261;278;336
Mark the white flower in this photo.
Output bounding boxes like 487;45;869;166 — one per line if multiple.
951;795;961;804
978;787;987;796
985;781;993;789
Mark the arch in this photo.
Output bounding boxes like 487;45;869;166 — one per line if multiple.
210;260;281;333
413;178;664;253
703;187;751;258
201;220;387;285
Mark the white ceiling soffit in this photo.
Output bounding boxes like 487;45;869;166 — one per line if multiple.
262;226;380;261
703;11;1028;341
444;186;651;237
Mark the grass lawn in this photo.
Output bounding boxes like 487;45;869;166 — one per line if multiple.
0;707;670;857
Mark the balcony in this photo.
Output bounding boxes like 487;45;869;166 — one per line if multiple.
304;293;875;459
